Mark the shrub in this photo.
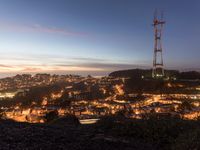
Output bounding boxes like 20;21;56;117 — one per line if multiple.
51;114;80;126
96;114;199;150
172;128;200;150
44;110;59;123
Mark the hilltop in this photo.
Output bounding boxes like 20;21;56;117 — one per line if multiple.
1;114;200;150
109;69;200;80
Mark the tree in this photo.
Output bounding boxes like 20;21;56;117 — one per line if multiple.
44;110;59;122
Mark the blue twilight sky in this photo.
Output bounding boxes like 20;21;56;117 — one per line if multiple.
0;0;199;77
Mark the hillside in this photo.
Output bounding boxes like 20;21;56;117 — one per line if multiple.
109;69;200;80
1;114;200;150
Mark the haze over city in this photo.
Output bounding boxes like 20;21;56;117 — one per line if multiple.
0;0;199;77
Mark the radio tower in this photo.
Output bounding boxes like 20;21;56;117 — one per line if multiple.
152;10;165;78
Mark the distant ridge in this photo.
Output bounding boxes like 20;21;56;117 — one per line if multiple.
109;69;152;78
109;69;200;80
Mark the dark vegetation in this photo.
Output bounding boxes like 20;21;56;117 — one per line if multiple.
44;110;59;123
109;69;200;94
1;114;200;150
44;110;80;125
109;69;200;80
124;77;200;94
96;113;200;150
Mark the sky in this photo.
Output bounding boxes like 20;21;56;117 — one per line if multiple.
0;0;199;77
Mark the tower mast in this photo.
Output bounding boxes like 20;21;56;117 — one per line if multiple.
152;10;165;78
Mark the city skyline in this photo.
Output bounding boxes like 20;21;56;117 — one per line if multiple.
0;0;200;77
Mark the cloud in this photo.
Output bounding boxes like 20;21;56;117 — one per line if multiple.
29;24;88;36
0;54;149;74
71;57;106;62
22;67;43;72
0;64;104;73
53;62;148;72
0;64;14;68
0;21;88;36
0;62;145;74
50;56;149;71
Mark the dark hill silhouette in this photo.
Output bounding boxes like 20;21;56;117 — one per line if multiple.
109;69;200;80
109;69;152;78
1;114;200;150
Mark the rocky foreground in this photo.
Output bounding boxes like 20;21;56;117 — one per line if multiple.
0;119;140;150
1;115;200;150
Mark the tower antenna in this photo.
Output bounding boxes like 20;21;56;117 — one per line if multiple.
152;10;165;78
